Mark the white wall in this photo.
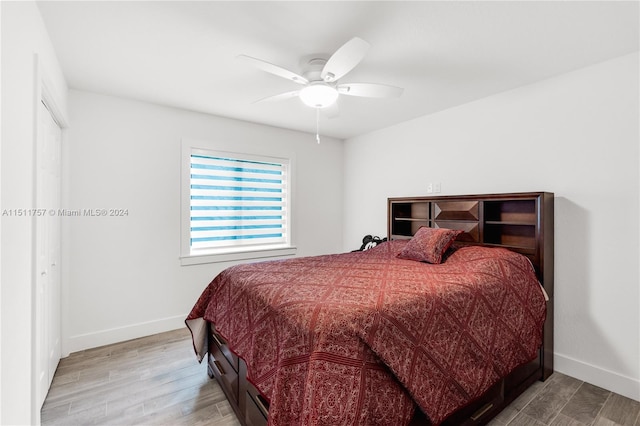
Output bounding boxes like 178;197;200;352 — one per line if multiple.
63;90;344;354
343;53;639;400
0;1;68;424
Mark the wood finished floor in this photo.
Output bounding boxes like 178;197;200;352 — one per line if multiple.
42;329;640;426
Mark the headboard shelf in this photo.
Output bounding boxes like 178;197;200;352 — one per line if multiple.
388;191;554;380
388;192;552;280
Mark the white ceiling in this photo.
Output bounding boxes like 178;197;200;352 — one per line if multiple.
37;1;639;140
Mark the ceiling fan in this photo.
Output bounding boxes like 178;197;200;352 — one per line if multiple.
238;37;403;114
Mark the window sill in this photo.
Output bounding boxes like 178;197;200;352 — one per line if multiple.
180;246;297;266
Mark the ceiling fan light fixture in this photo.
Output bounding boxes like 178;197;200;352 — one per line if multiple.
299;83;338;108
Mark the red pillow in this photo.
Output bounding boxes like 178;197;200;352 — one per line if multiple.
397;227;462;264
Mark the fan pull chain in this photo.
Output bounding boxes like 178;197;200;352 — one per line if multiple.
315;107;320;144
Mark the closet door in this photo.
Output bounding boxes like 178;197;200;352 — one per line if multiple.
35;101;62;407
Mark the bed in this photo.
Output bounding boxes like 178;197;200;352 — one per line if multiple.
186;192;554;425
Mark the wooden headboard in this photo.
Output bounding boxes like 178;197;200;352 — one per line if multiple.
387;192;554;379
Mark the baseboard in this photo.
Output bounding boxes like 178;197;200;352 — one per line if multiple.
555;352;640;401
63;314;187;356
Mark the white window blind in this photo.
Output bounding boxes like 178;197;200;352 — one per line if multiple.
189;152;289;253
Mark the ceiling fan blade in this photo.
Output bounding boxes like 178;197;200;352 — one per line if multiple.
337;83;404;98
321;37;370;82
253;90;300;103
238;55;308;85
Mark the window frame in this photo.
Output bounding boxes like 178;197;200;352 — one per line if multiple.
180;139;296;265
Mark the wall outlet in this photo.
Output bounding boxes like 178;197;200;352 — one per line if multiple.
434;182;441;193
427;183;433;193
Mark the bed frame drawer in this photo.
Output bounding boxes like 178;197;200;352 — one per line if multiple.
208;326;240;407
441;379;504;425
245;391;268;426
209;348;239;406
210;329;239;372
243;366;269;426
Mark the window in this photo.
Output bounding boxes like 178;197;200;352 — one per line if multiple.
181;142;295;265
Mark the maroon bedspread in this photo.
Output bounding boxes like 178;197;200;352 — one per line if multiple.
186;241;546;425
